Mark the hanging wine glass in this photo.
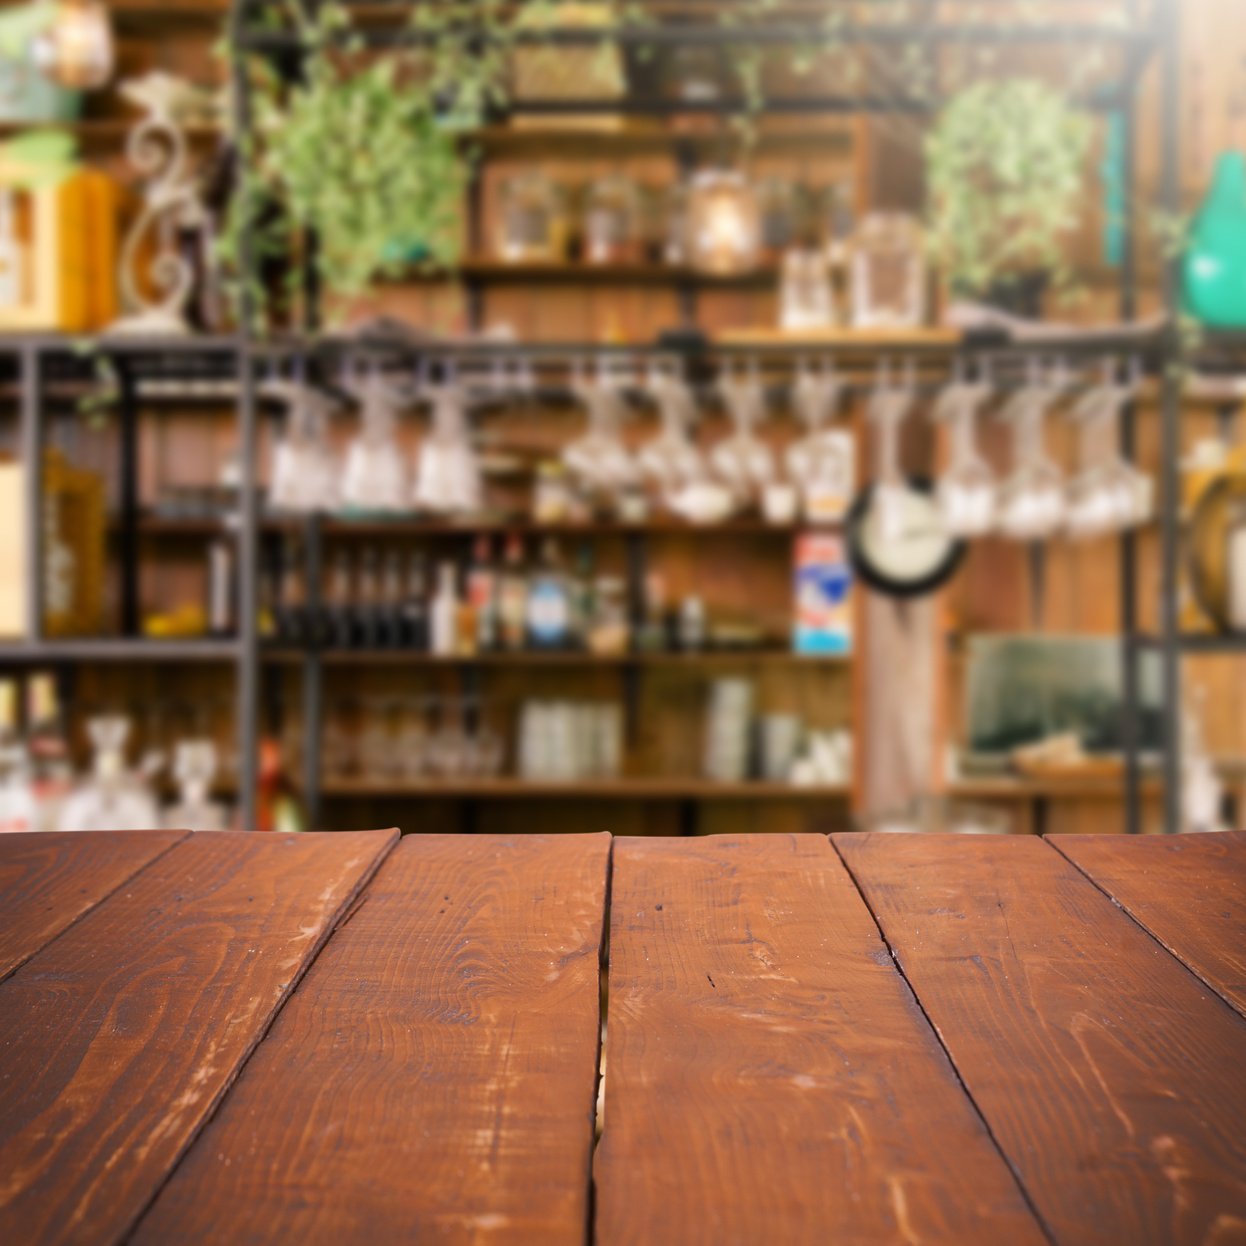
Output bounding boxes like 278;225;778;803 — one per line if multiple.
712;358;775;507
341;360;412;513
995;361;1069;541
563;359;639;505
414;370;483;514
932;362;997;538
266;366;340;514
1065;359;1152;539
639;362;708;504
787;359;853;524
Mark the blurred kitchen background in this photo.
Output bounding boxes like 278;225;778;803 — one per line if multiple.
0;0;1243;838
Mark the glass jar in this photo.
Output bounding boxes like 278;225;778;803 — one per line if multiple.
588;576;629;656
756;176;799;264
850;211;926;328
779;248;835;330
688;170;760;275
496;171;567;263
660;182;691;265
583;172;642;265
821;179;856;267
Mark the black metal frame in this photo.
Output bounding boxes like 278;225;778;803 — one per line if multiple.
1;0;1183;832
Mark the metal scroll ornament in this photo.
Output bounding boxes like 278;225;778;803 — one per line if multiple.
109;74;210;336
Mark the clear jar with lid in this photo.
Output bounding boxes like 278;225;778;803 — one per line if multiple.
532;460;574;524
497;171;568;263
850;211;926;328
688;170;760;275
583;172;642;264
821;179;857;267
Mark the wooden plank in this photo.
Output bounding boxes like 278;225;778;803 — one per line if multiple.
835;832;1246;1246
0;828;396;1246
1053;830;1246;1020
0;830;186;983
132;833;611;1246
595;834;1047;1245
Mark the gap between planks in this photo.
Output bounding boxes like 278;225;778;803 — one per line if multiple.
827;834;1061;1246
119;828;402;1245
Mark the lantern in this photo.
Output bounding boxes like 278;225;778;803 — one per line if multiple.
688;171;760;275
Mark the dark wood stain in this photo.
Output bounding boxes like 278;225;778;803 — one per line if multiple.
835;832;1246;1246
0;831;186;983
595;833;1048;1245
0;828;396;1246
1053;831;1246;1021
130;833;611;1246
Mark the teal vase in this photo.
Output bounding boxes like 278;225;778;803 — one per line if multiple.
1184;152;1246;328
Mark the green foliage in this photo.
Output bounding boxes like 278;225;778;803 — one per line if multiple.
924;78;1092;295
221;1;472;332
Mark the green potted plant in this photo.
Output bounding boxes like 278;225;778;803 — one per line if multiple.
924;78;1091;316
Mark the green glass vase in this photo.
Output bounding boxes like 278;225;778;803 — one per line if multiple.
1184;151;1246;328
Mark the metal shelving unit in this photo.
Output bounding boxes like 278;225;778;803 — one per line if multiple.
0;0;1180;832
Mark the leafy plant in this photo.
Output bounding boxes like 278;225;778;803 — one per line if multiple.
924;78;1092;297
220;1;474;331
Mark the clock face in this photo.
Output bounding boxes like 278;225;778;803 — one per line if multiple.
849;482;966;596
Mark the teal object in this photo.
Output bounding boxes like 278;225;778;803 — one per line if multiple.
1184;151;1246;329
1101;112;1125;268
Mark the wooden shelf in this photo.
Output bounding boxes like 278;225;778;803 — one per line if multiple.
132;514;835;538
318;777;851;801
263;649;848;667
468;122;855;158
390;261;779;287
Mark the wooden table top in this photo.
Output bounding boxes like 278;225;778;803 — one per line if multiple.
0;829;1243;1245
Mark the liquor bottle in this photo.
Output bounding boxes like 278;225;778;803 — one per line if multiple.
206;538;236;637
355;546;381;649
499;533;529;652
431;561;459;657
275;537;305;646
634;572;670;653
26;673;72;832
467;536;499;652
527;538;572;650
256;738;305;834
399;551;430;650
0;679;35;835
571;543;596;649
379;549;405;648
327;549;355;649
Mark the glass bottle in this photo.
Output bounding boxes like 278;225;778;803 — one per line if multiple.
499;534;529;651
0;679;35;835
400;551;429;651
779;248;835;330
328;549;355;649
467;536;498;652
526;538;572;650
497;171;567;263
26;674;72;833
355;546;381;650
58;716;159;833
430;562;459;658
851;211;926;328
380;549;405;649
583;173;641;265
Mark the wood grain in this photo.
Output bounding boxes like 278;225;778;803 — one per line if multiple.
132;833;611;1246
0;828;396;1246
1053;830;1246;1020
595;834;1047;1245
836;832;1246;1246
0;830;186;983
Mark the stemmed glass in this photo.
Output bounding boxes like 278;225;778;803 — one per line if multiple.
1065;359;1152;539
267;363;340;513
563;359;639;504
639;362;707;505
995;360;1069;541
414;368;484;514
932;362;997;538
341;360;413;512
865;358;919;544
712;358;775;507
